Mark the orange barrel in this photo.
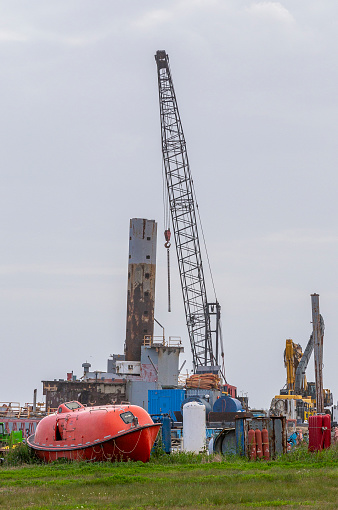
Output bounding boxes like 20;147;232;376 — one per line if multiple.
255;429;263;459
322;414;331;449
262;428;270;460
309;415;323;452
248;429;256;460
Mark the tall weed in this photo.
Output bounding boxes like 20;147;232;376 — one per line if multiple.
276;441;338;465
3;442;38;466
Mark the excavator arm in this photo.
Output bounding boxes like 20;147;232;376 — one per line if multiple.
284;339;302;393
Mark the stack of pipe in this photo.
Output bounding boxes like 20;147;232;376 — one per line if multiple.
185;373;220;390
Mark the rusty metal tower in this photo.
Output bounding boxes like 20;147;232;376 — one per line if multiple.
155;50;223;374
125;219;157;361
311;293;324;413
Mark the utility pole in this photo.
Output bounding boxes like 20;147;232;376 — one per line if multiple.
311;293;324;413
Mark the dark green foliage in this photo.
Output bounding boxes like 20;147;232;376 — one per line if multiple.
3;442;38;466
150;432;166;459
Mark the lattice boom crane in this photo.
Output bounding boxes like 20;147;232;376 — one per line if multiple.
155;50;224;375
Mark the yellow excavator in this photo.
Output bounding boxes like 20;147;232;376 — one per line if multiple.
270;327;332;422
284;339;303;394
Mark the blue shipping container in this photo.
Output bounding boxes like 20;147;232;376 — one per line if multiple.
148;389;186;421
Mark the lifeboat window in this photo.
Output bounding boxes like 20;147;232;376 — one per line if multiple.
120;411;134;424
64;402;82;410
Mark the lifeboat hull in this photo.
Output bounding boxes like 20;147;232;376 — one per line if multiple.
27;402;161;463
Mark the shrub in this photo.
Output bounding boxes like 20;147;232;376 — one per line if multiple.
3;443;38;466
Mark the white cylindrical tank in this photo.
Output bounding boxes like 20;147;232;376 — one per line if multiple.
183;401;206;453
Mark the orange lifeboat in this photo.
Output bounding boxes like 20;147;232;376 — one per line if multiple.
27;401;161;463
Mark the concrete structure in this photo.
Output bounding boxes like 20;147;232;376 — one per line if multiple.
125;218;157;361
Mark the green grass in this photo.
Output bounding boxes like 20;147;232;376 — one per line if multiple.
1;444;338;509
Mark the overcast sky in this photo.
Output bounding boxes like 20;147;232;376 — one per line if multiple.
1;1;338;410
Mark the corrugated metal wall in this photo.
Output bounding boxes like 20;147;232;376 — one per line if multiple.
148;389;186;420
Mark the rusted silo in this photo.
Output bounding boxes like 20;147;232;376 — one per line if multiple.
125;218;157;361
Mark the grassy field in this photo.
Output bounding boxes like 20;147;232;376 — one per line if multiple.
1;445;338;509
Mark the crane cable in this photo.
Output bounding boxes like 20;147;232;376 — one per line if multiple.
166;245;171;312
162;160;170;230
162;160;171;312
218;319;226;382
192;179;227;378
192;183;217;302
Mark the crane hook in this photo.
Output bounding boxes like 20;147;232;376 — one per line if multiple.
164;228;171;248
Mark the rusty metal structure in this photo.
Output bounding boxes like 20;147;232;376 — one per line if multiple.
235;415;287;458
294;318;325;396
125;218;157;361
42;379;127;410
311;293;324;414
0;402;46;439
155;50;223;374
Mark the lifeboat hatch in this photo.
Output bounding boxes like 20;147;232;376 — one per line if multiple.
55;422;62;441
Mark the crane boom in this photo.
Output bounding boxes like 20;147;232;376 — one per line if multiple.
155;50;221;372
